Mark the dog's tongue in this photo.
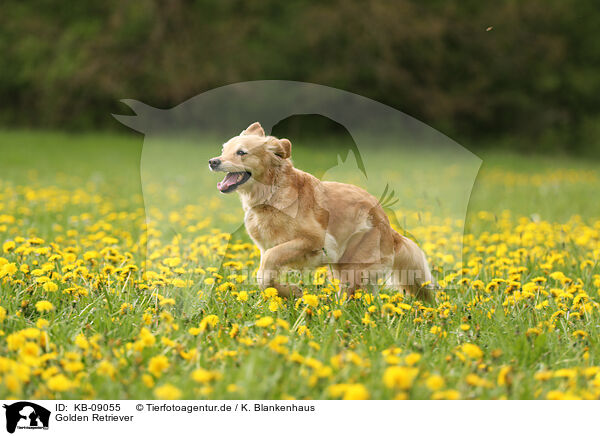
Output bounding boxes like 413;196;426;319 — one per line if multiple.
217;172;241;192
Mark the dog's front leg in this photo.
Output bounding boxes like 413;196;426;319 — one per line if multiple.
257;238;317;298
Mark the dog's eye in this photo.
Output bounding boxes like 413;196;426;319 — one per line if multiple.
236;150;247;156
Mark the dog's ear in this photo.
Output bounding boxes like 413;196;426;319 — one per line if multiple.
241;122;265;137
279;138;291;159
267;138;291;159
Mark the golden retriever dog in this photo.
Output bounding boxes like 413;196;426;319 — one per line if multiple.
209;122;434;300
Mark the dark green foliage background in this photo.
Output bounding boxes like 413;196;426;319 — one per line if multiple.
1;0;599;154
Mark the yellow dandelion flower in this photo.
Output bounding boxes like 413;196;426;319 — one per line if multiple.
0;262;17;277
4;374;21;393
276;319;290;330
159;298;176;306
431;389;461;400
534;370;553;381
425;375;445;391
139;327;156;346
497;366;512;386
268;299;280;312
383;366;418;390
430;326;442;335
199;314;219;332
97;360;116;378
154;384;182;400
75;333;89;350
343;384;370;400
172;278;186;288
297;325;312;338
142;374;155;388
42;281;58;292
361;312;375;327
255;316;274;327
404;353;421;366
35;301;54;313
460;343;483;359
3;241;16;253
465;374;493;388
47;374;73;392
302;294;319;308
148;355;170;378
262;287;278;299
36;318;49;329
191;368;221;384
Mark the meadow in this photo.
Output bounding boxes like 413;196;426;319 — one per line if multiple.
0;130;599;400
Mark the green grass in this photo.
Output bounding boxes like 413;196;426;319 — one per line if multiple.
0;130;599;400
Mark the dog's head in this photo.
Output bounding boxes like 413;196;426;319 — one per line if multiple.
209;122;292;193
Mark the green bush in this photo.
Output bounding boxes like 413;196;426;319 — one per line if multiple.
0;0;599;154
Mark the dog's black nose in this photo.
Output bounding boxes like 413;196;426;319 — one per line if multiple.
208;158;221;169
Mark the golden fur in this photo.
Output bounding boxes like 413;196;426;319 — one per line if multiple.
209;122;434;300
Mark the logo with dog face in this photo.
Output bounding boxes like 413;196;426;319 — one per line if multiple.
114;81;481;295
3;402;50;433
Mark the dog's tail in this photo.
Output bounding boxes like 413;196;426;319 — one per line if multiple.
392;231;435;302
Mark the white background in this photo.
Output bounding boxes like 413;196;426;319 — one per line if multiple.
0;400;591;436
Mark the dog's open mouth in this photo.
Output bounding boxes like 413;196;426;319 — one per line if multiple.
217;171;252;193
